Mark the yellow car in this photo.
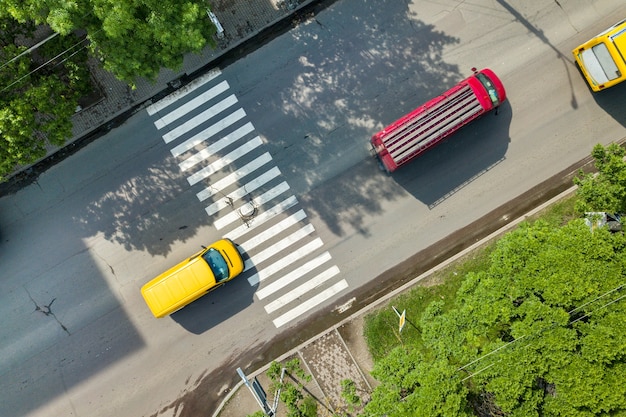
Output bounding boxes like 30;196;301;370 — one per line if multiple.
141;238;244;318
573;18;626;92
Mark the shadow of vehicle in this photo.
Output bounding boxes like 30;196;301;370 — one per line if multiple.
170;270;258;334
590;81;626;127
391;100;513;207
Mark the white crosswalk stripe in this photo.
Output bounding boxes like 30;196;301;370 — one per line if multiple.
225;195;299;241
148;69;349;328
179;122;254;171
146;69;222;116
172;111;249;157
205;167;281;216
163;94;239;144
273;280;349;328
239;210;307;252
264;266;341;313
244;224;315;270
155;80;230;129
256;251;332;300
246;238;324;286
197;153;273;202
187;136;263;186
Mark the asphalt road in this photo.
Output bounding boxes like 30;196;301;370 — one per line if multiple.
1;1;626;416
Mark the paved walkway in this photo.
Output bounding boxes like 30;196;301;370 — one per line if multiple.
217;316;377;417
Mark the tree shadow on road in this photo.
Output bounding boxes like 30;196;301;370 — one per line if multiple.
241;0;464;237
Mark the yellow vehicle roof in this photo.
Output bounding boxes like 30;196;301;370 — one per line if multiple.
141;253;216;318
573;19;626;91
613;29;626;57
141;239;244;318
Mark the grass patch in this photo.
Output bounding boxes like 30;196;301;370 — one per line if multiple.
363;194;577;363
363;245;493;361
527;194;578;227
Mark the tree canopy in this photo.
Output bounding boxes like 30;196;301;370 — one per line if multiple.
0;0;217;83
574;143;626;214
362;143;626;416
0;16;91;180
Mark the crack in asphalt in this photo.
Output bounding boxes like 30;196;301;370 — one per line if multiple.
25;288;71;335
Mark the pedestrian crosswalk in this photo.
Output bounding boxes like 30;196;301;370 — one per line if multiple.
146;69;348;328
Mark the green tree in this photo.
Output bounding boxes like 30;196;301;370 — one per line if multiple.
0;0;217;179
341;379;361;408
0;0;218;84
456;220;626;415
574;143;626;213
363;219;626;416
0;16;90;180
265;359;316;417
363;345;471;416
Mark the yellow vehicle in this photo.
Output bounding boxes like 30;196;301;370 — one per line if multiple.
141;238;244;318
573;18;626;91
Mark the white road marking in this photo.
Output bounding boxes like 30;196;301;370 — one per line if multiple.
244;224;315;270
256;252;333;300
214;181;290;230
246;238;324;286
151;73;349;327
197;153;273;202
146;68;222;115
171;110;247;157
187;136;263;186
163;95;238;144
205;167;281;216
272;280;349;328
225;195;298;241
155;80;230;129
239;210;307;252
264;266;341;313
179;122;254;171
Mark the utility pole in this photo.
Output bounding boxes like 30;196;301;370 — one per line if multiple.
236;367;286;416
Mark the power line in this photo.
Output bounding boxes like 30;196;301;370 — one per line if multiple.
569;291;626;325
458;281;626;381
0;25;103;92
0;32;59;72
49;44;90;71
568;282;626;315
0;8;97;73
1;36;91;92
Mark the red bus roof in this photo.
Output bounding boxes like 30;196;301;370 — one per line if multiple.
371;68;506;172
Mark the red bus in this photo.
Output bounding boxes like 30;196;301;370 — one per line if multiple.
371;68;506;172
